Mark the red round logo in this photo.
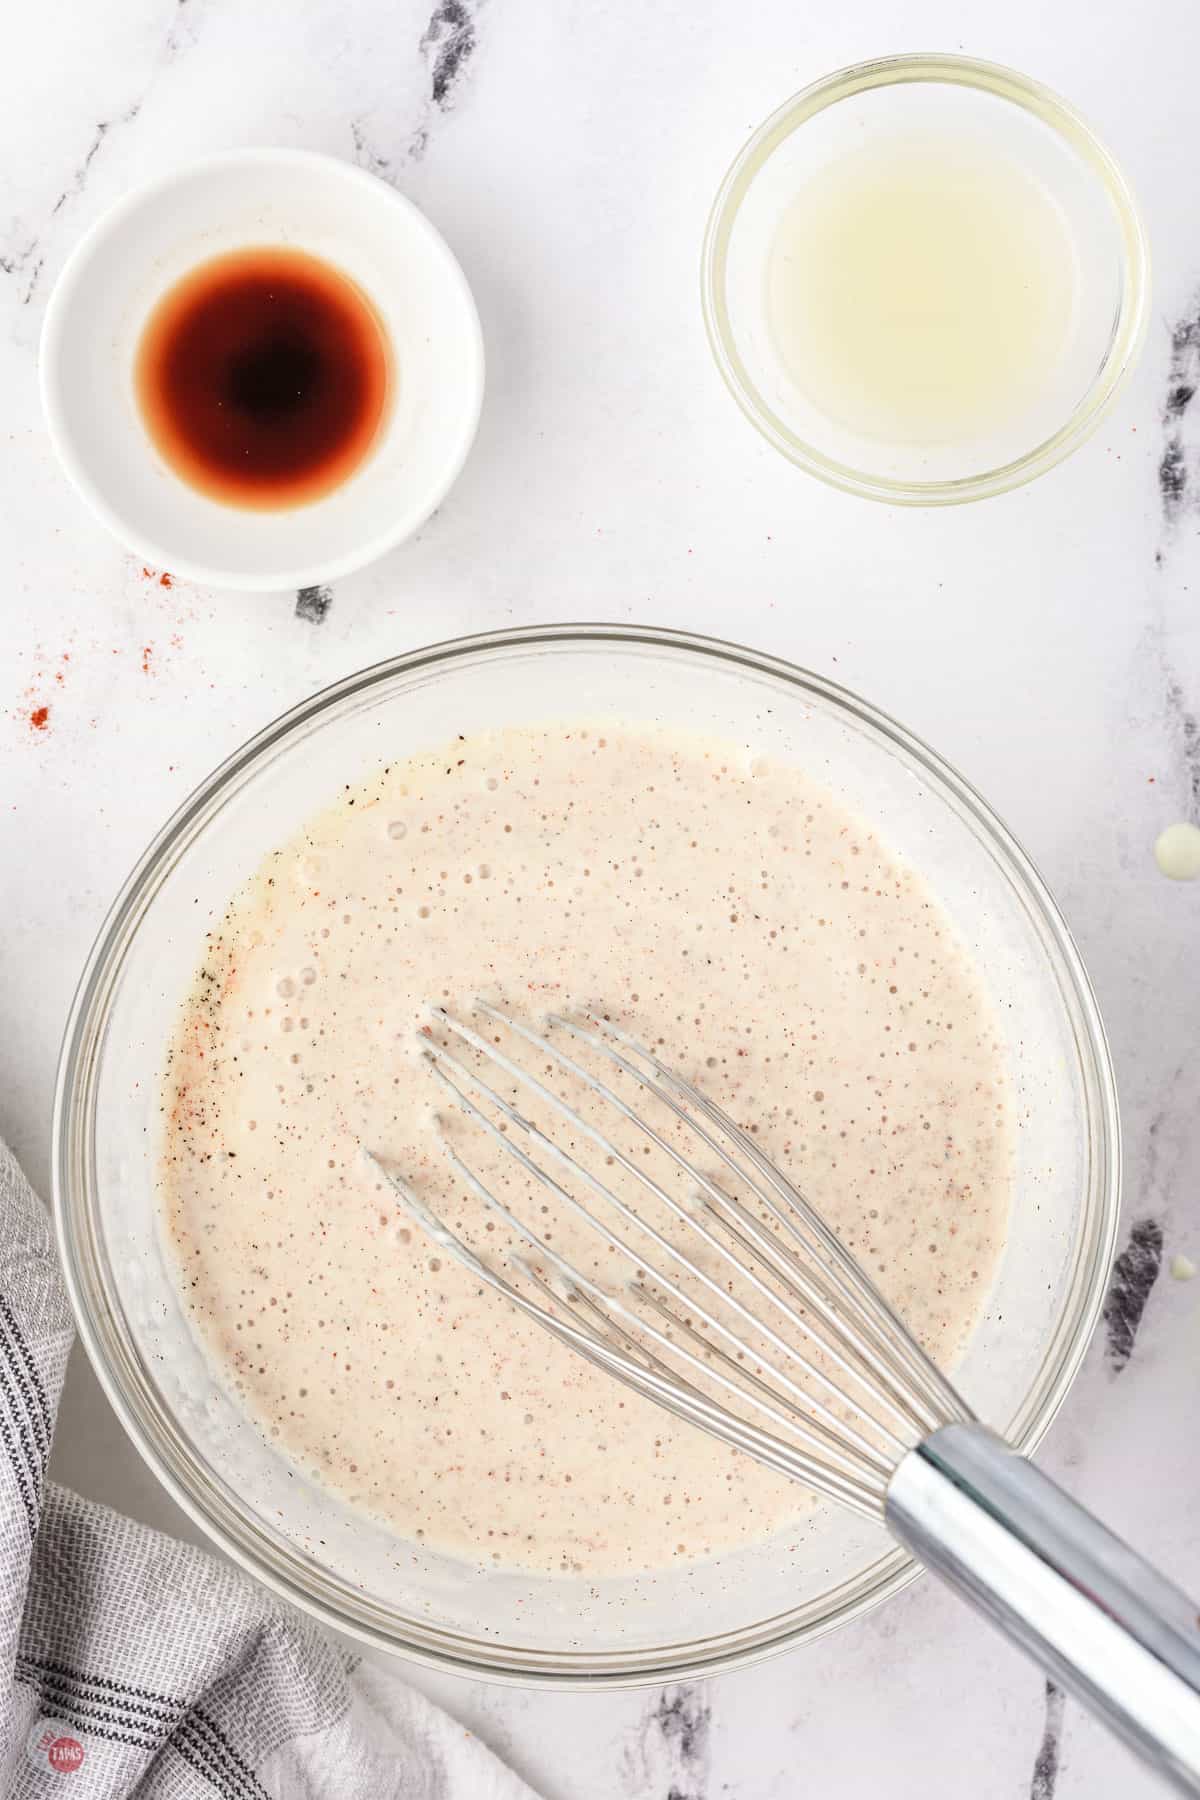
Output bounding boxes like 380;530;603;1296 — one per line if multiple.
25;1720;87;1775
47;1736;84;1773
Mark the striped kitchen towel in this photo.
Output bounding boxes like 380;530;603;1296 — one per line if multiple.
0;1138;539;1800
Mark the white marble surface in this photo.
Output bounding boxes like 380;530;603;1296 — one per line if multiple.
3;1;1200;1794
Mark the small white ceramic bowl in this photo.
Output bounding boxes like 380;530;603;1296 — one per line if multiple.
40;149;485;590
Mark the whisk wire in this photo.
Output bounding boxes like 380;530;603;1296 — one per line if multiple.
448;1005;925;1438
574;1010;966;1430
510;1256;890;1493
427;1026;907;1461
597;1022;971;1425
524;1009;926;1431
428;1050;898;1472
628;1282;892;1477
372;1004;979;1514
373;1156;885;1515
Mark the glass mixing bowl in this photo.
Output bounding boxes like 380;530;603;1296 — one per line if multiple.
53;625;1119;1686
701;54;1149;504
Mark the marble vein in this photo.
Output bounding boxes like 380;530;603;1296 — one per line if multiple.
347;3;483;176
621;1684;711;1800
0;236;44;308
349;119;394;182
409;0;482;158
1030;1679;1065;1800
421;0;478;108
1159;292;1200;523
50;113;136;220
3;111;133;306
0;0;204;308
1162;674;1200;810
295;586;334;625
1102;1217;1163;1371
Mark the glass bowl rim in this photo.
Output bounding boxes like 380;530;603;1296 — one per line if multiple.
52;622;1121;1686
700;51;1151;506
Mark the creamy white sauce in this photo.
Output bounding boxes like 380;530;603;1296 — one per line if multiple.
162;724;1010;1576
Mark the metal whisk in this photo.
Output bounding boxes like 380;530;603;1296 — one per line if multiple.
374;1002;1200;1794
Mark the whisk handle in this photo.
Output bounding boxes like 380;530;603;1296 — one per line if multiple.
886;1422;1200;1794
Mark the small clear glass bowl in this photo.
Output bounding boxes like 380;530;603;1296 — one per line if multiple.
54;626;1119;1686
701;54;1149;505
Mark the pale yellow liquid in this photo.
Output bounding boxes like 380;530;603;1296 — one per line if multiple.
767;139;1080;445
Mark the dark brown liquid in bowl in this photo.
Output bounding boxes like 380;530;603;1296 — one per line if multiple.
135;247;392;510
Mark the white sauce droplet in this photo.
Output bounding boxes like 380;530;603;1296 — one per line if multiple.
1154;822;1200;880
